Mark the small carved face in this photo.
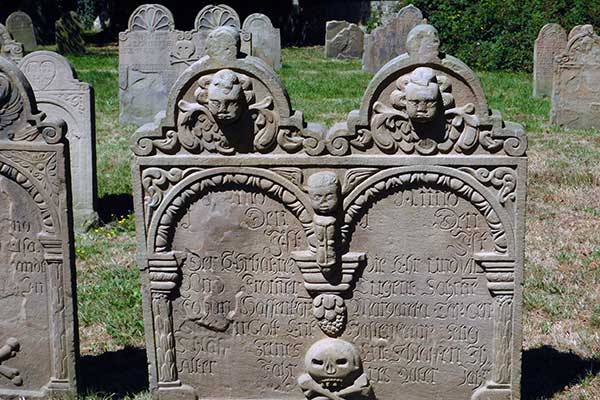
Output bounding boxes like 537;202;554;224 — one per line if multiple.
307;172;339;215
404;67;440;123
207;69;244;124
305;338;361;390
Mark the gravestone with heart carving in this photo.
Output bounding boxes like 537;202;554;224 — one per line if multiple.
0;53;78;399
19;50;98;231
131;23;528;400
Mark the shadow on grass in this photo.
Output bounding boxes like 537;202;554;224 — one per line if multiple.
97;193;134;223
80;346;148;398
522;346;600;399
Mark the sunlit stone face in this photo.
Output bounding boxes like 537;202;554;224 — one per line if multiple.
307;172;339;215
404;67;440;123
207;69;244;124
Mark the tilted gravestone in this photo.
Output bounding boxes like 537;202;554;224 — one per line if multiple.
55;11;86;55
325;20;364;60
20;50;98;230
0;55;78;398
362;4;425;73
0;23;24;63
119;3;253;126
131;23;527;400
551;27;600;128
242;13;281;70
533;23;566;98
5;11;37;52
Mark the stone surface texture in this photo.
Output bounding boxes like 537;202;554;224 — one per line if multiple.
0;23;24;63
20;50;98;230
55;11;86;55
131;22;527;400
551;26;600;128
533;23;566;98
325;20;364;60
242;13;281;70
5;12;36;52
119;4;257;126
0;55;78;399
362;4;425;73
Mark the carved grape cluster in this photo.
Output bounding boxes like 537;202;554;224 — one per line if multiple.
313;294;346;337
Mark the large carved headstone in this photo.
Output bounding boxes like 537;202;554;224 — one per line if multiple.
5;12;37;52
20;50;98;230
242;13;281;70
551;26;600;128
0;23;24;63
325;20;364;60
0;55;78;399
362;4;425;73
131;23;527;400
55;11;86;55
533;23;566;98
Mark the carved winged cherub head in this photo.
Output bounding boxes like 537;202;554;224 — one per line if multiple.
307;172;339;215
402;67;441;123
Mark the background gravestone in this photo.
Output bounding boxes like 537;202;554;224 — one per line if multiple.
568;24;593;41
325;20;364;60
0;23;23;63
131;22;527;400
533;23;566;98
5;11;36;52
362;4;425;73
20;50;98;230
119;4;179;126
551;27;600;128
0;55;78;399
55;11;85;55
242;13;282;70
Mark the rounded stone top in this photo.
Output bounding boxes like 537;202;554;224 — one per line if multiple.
195;4;240;32
128;4;175;32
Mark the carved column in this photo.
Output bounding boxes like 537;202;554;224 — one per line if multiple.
40;235;70;389
149;254;181;388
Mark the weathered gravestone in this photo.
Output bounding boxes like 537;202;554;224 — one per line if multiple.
0;55;78;399
551;26;600;128
20;50;98;230
568;24;593;41
362;4;425;73
0;23;24;63
119;4;253;126
325;20;364;60
242;13;281;70
533;23;566;98
131;23;527;400
55;11;86;55
5;11;37;52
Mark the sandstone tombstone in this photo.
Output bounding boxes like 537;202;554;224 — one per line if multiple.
533;23;566;98
568;24;593;41
243;13;281;70
20;50;98;230
325;20;364;60
0;23;24;63
5;12;36;52
55;11;86;55
362;4;425;73
0;55;78;399
551;26;600;128
131;23;527;400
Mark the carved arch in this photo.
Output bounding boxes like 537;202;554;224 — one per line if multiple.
147;167;312;253
342;165;515;256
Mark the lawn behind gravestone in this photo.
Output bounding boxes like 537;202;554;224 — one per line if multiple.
63;46;600;399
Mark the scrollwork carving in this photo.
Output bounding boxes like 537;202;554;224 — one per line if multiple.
459;167;517;205
0;337;22;386
0;72;23;130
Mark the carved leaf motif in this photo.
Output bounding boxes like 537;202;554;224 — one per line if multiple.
271;167;303;186
459;167;516;204
249;96;278;152
1;151;59;205
0;73;23;130
341;168;379;194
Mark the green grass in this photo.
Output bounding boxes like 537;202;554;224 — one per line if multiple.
38;45;600;399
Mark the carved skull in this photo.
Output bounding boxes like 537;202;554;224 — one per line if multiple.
206;69;245;124
403;67;441;123
175;40;195;60
305;338;362;391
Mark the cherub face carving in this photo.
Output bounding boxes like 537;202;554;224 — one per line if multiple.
206;69;244;124
305;338;362;390
404;67;440;123
307;172;339;215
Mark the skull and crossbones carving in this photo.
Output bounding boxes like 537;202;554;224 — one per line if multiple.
298;338;372;400
0;337;22;386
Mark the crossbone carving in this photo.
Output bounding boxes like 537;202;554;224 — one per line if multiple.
0;337;22;386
